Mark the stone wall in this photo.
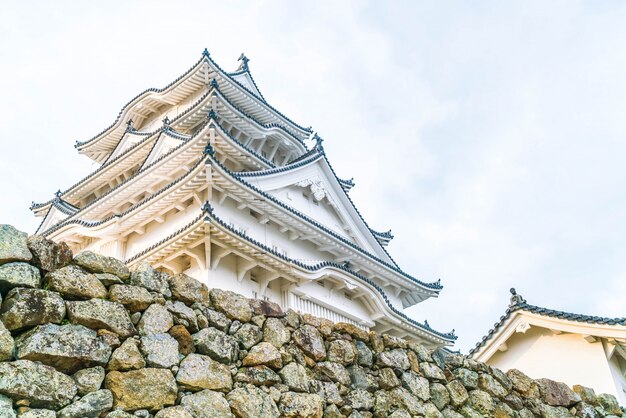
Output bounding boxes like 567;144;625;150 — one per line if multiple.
0;224;622;418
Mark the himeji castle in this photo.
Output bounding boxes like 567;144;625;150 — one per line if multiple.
30;50;456;348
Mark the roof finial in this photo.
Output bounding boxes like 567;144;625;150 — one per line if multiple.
238;53;250;71
202;201;213;213
210;78;219;88
203;141;215;156
207;109;218;120
314;135;325;154
424;320;430;328
54;190;62;198
202;48;210;57
162;116;170;129
509;288;525;307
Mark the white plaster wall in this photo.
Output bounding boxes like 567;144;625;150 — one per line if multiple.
487;327;623;402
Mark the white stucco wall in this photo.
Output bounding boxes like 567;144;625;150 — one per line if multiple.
487;327;626;404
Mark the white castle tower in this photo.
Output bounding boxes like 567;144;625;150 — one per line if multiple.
30;50;456;348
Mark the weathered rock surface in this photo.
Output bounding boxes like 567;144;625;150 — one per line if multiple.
0;262;40;292
279;392;324;418
66;299;136;338
0;288;65;331
129;262;170;297
15;323;112;373
192;327;239;364
73;251;130;281
243;342;283;369
263;317;290;348
105;368;177;411
107;338;145;371
176;353;232;392
154;406;194;418
73;366;105;396
279;362;310;392
44;264;107;300
140;333;179;368
56;389;113;418
0;360;77;409
0;320;13;361
168;273;209;305
108;285;154;312
227;384;280;418
293;324;326;361
0;225;32;265
138;303;174;335
180;390;233;418
210;288;252;322
26;235;72;272
249;299;284;318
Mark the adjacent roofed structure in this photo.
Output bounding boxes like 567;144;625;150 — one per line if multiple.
470;288;626;404
30;50;456;348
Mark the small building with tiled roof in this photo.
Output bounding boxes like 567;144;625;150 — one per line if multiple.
470;288;626;404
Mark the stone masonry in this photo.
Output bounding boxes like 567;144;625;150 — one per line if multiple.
0;224;622;417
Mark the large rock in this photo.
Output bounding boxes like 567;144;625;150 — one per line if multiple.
356;340;373;367
234;322;262;349
0;394;14;418
138;303;174;335
327;339;356;365
536;378;581;407
57;389;113;418
279;362;310;392
27;235;72;272
140;333;180;368
129;262;170;297
377;349;410;370
73;251;130;281
203;308;231;332
105;368;177;411
241;365;281;386
402;371;430;401
0;320;13;361
210;288;252;322
66;299;136;338
192;327;239;364
176;353;233;392
44;265;107;300
249;299;284;318
0;225;32;265
154;406;194;418
108;285;154;312
243;342;283;369
333;322;370;341
374;387;424;417
73;366;105;396
0;262;41;293
0;288;65;331
279;392;324;418
168;273;209;305
107;338;145;371
15;323;112;374
263;317;290;348
345;388;375;411
293;325;326;361
180;390;233;418
227;384;280;418
0;360;77;409
315;362;351;386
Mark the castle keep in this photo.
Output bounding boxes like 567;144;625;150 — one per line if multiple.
30;50;455;347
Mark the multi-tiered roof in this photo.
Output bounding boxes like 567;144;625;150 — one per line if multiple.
31;50;456;347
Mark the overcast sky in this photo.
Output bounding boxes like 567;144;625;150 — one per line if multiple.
1;1;626;352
